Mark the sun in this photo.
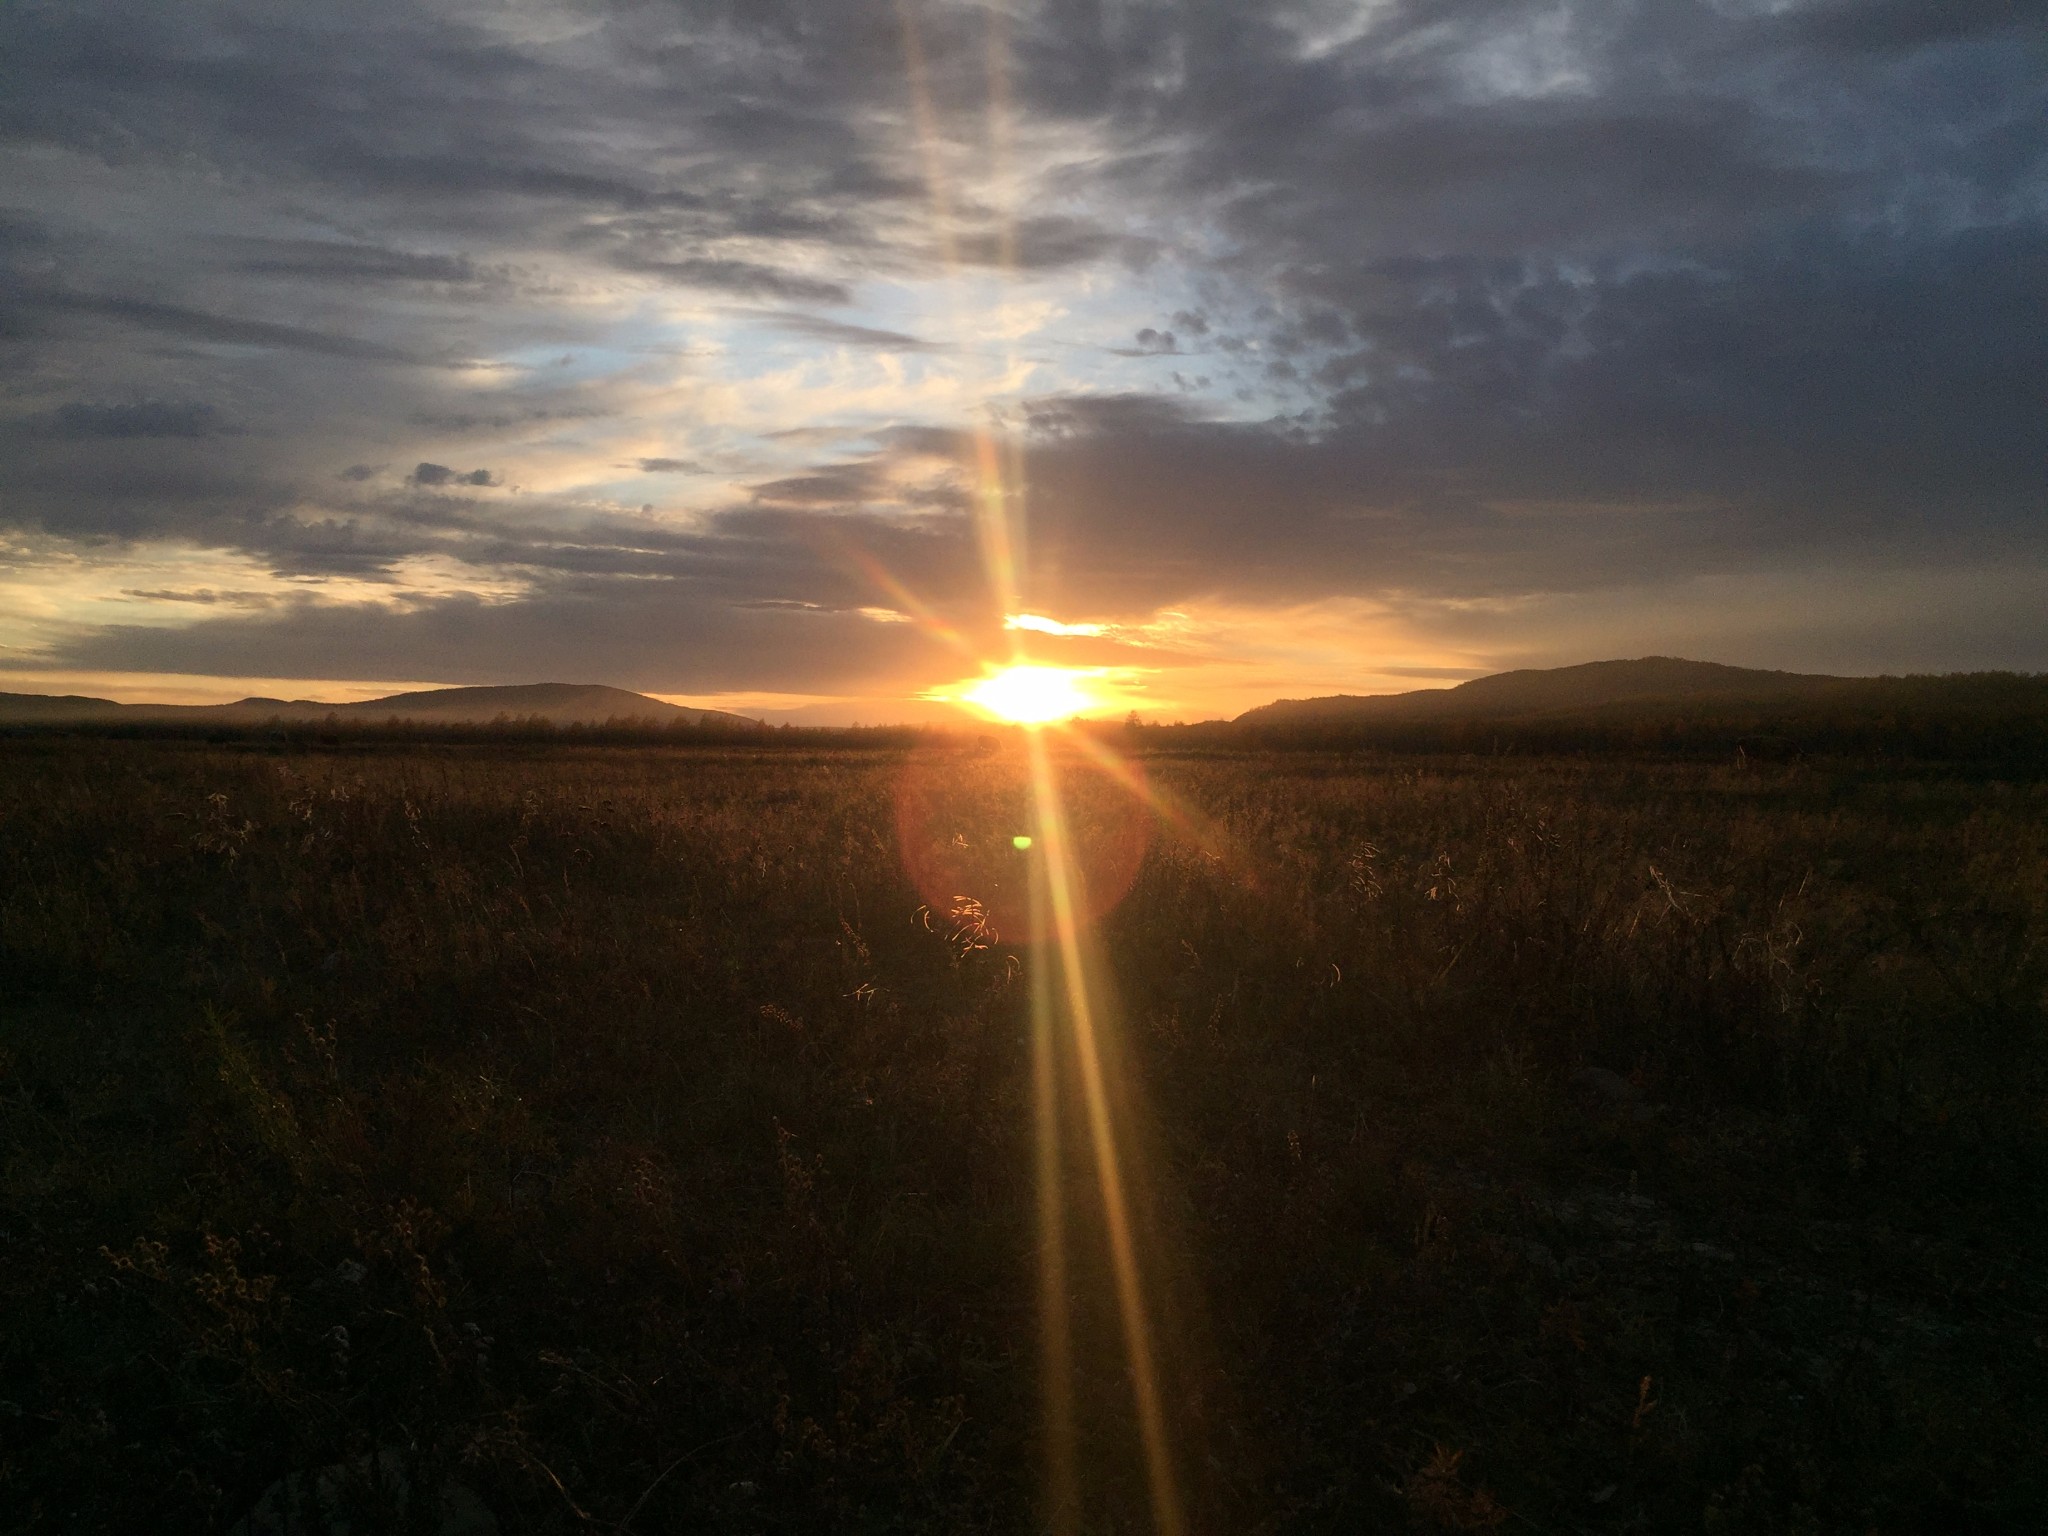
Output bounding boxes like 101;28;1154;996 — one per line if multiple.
955;663;1104;725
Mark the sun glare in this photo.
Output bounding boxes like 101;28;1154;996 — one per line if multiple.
1005;612;1107;638
957;664;1103;725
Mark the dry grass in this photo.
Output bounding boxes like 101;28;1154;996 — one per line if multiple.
1;738;2043;1531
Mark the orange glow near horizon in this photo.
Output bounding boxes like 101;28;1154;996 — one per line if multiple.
947;663;1109;725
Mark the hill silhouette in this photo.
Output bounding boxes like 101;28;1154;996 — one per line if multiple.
1236;657;1844;725
0;682;758;728
1214;657;2048;762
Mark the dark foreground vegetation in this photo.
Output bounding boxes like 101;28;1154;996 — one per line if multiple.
3;737;2044;1532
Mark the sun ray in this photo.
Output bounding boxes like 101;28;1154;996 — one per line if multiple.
1027;730;1186;1536
823;535;984;663
888;10;1189;1530
1029;856;1080;1531
1061;726;1250;878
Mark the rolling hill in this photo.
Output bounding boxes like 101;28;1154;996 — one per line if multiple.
0;683;760;728
1235;657;1846;726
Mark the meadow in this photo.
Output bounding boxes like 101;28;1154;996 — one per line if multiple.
2;736;2044;1532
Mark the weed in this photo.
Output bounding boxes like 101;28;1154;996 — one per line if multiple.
1;740;2043;1530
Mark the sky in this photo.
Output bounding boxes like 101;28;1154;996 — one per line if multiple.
1;0;2043;723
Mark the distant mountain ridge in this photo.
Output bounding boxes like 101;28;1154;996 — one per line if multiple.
1236;657;1848;726
0;682;759;728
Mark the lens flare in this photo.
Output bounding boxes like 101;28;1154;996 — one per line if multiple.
893;748;1153;945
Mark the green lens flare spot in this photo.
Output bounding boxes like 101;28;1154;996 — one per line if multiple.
1012;835;1033;850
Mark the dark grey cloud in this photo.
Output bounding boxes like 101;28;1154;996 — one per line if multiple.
231;238;486;285
31;289;436;364
608;253;853;305
44;399;226;438
984;0;2045;614
409;462;497;488
52;578;959;695
415;407;602;434
1113;327;1178;356
0;0;2042;692
752;312;940;350
749;463;894;507
119;588;278;607
1787;0;2033;55
49;489;993;685
952;214;1141;271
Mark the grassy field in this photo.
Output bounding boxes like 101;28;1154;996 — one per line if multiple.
2;738;2044;1532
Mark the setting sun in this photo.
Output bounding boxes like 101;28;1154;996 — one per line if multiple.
954;664;1105;725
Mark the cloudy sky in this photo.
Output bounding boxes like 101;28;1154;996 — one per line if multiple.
2;0;2042;721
